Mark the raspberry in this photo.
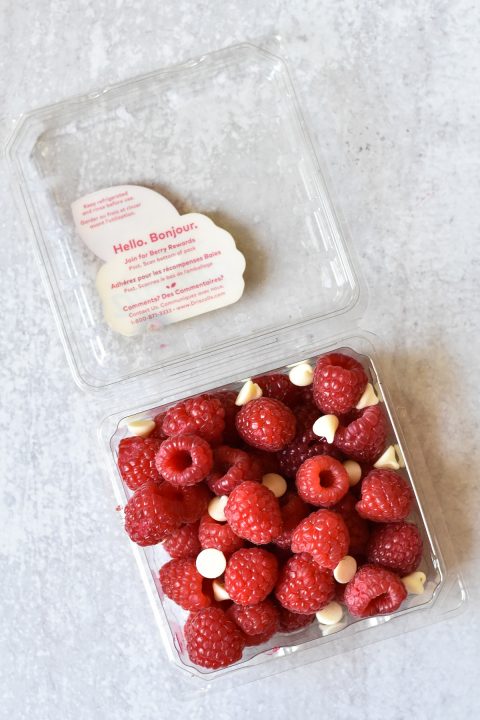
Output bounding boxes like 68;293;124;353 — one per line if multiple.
344;564;407;617
295;385;315;407
291;402;321;445
275;553;335;614
242;629;276;646
274;491;310;550
247;449;282;475
267;543;294;566
163;521;201;559
313;352;368;415
334;405;387;463
367;522;423;575
162;394;225;444
117;436;162;491
333;492;370;558
277;439;342;479
210;390;240;444
198;513;244;555
224;548;278;605
236;398;296;452
296;455;349;507
184;607;245;669
124;483;180;546
155;434;213;487
159;557;211;611
175;483;211;523
291;509;349;569
227;599;279;646
253;373;301;407
356;469;413;522
150;412;168;440
225;481;283;544
207;445;262;496
277;606;315;633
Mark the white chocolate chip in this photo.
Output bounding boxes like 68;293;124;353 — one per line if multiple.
356;382;379;410
212;579;230;601
288;362;314;387
343;460;362;487
195;549;227;579
394;443;406;468
316;601;344;626
333;555;357;584
235;379;263;406
374;445;400;470
402;571;426;595
262;473;288;498
207;495;228;522
126;418;156;437
312;414;339;444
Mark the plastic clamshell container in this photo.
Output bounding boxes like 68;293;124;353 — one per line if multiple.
7;41;465;694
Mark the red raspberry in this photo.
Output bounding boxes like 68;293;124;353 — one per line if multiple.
253;373;301;407
291;509;349;569
159;557;211;611
275;553;335;614
274;491;310;550
292;402;321;445
163;521;201;559
356;469;413;522
227;599;279;646
367;522;423;575
313;352;368;415
333;492;370;558
124;483;180;546
224;548;278;605
155;434;213;487
295;385;315;407
225;481;283;544
334;405;387;463
150;412;168;440
242;629;276;646
277;606;316;633
162;394;225;444
207;445;262;496
209;390;240;444
117;436;162;491
235;398;296;452
267;542;294;565
175;483;211;523
344;564;407;617
184;607;245;669
247;449;282;475
277;439;342;479
296;455;349;507
198;513;244;555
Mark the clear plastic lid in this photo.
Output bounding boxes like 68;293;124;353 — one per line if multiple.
7;42;363;391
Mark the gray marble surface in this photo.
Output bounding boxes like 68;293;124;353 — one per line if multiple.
1;2;479;718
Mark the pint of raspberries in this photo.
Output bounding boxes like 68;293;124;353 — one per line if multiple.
116;353;425;671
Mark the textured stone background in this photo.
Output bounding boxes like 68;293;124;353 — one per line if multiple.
1;2;479;718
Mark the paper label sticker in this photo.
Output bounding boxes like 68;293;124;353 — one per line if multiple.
71;186;246;336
